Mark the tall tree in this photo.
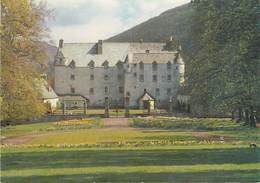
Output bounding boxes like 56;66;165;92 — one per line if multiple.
188;0;260;126
1;0;50;121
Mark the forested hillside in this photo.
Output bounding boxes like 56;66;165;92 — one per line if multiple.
107;4;194;58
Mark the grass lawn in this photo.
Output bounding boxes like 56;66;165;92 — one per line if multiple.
1;117;260;182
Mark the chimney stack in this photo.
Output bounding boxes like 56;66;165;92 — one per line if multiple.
59;39;64;48
97;40;103;54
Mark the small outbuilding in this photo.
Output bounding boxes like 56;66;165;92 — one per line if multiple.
138;90;155;111
41;83;59;113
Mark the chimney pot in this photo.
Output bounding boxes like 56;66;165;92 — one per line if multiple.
97;40;103;54
59;39;64;48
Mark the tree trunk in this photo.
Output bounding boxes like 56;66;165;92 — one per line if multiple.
249;109;256;128
238;108;242;122
244;109;249;126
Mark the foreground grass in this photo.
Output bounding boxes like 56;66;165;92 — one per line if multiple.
1;146;260;182
1;117;260;182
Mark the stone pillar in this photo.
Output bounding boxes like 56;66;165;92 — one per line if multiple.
104;97;110;118
125;96;130;118
62;102;65;115
83;101;86;115
169;98;173;114
147;101;151;115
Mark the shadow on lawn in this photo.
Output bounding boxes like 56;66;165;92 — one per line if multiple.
2;170;260;183
2;148;260;171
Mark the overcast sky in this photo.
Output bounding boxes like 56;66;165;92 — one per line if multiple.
38;0;190;45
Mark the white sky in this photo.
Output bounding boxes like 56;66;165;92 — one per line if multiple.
38;0;190;45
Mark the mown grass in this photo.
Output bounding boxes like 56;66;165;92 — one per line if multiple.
1;118;103;138
1;146;260;182
1;117;260;182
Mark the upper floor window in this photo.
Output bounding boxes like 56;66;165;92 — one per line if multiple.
145;50;150;53
153;75;157;82
176;65;179;70
139;61;144;70
139;74;144;82
167;75;171;81
167;61;172;70
70;74;75;80
89;88;94;95
167;88;172;95
90;74;94;80
133;63;137;68
156;88;160;96
152;61;158;71
133;72;137;77
70;87;75;94
104;74;109;80
105;87;109;94
118;74;123;81
119;87;124;94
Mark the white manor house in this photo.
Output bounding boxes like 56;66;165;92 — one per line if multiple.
54;38;185;109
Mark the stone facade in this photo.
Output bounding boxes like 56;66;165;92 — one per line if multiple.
54;39;185;109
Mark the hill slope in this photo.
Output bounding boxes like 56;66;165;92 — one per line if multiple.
107;4;193;53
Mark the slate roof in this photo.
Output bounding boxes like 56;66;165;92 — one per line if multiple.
58;42;179;67
41;84;58;99
130;52;178;64
138;91;155;102
60;42;130;67
59;94;89;101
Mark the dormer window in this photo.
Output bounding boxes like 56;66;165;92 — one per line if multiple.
152;61;157;71
116;60;123;69
102;60;109;69
88;60;95;69
167;61;172;70
69;60;75;68
139;61;144;70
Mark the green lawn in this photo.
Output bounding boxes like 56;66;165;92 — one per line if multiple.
1;117;260;182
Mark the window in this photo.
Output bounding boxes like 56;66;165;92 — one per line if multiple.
152;61;157;71
176;65;179;70
126;92;130;96
119;87;124;94
133;72;137;77
118;74;123;81
105;87;109;94
90;74;94;80
167;88;172;95
156;88;160;96
133;63;137;68
70;74;75;80
167;61;172;70
139;62;144;70
104;75;109;80
89;88;94;95
167;75;171;81
153;75;157;82
71;87;75;94
145;50;150;53
139;74;144;82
